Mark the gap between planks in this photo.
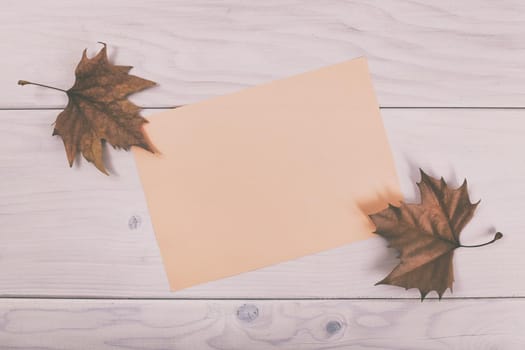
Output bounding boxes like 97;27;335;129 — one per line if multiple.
1;296;524;301
2;106;525;111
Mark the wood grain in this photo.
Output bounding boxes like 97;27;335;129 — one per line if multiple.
3;0;525;108
3;1;524;345
1;108;523;298
1;298;524;349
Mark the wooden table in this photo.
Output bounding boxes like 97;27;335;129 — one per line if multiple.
2;1;525;348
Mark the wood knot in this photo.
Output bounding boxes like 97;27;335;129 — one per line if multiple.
236;304;259;322
326;320;342;334
128;215;142;230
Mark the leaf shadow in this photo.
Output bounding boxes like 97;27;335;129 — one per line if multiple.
356;187;401;218
105;42;119;63
355;158;462;275
72;141;118;176
355;186;402;273
102;141;119;176
405;157;423;203
404;154;462;198
358;160;432;274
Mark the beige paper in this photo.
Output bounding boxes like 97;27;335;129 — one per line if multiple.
133;57;402;291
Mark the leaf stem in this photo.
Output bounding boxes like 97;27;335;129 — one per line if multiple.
18;80;67;93
459;232;503;248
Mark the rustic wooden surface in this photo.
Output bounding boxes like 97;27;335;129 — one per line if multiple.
2;0;525;348
4;0;525;108
2;299;524;349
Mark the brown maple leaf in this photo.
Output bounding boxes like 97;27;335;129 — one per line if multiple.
18;42;157;174
369;169;502;300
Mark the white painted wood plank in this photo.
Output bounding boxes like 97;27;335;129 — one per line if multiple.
2;0;525;108
1;298;524;349
1;108;524;298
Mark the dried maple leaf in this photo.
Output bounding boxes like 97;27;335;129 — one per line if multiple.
369;169;502;300
18;43;157;174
